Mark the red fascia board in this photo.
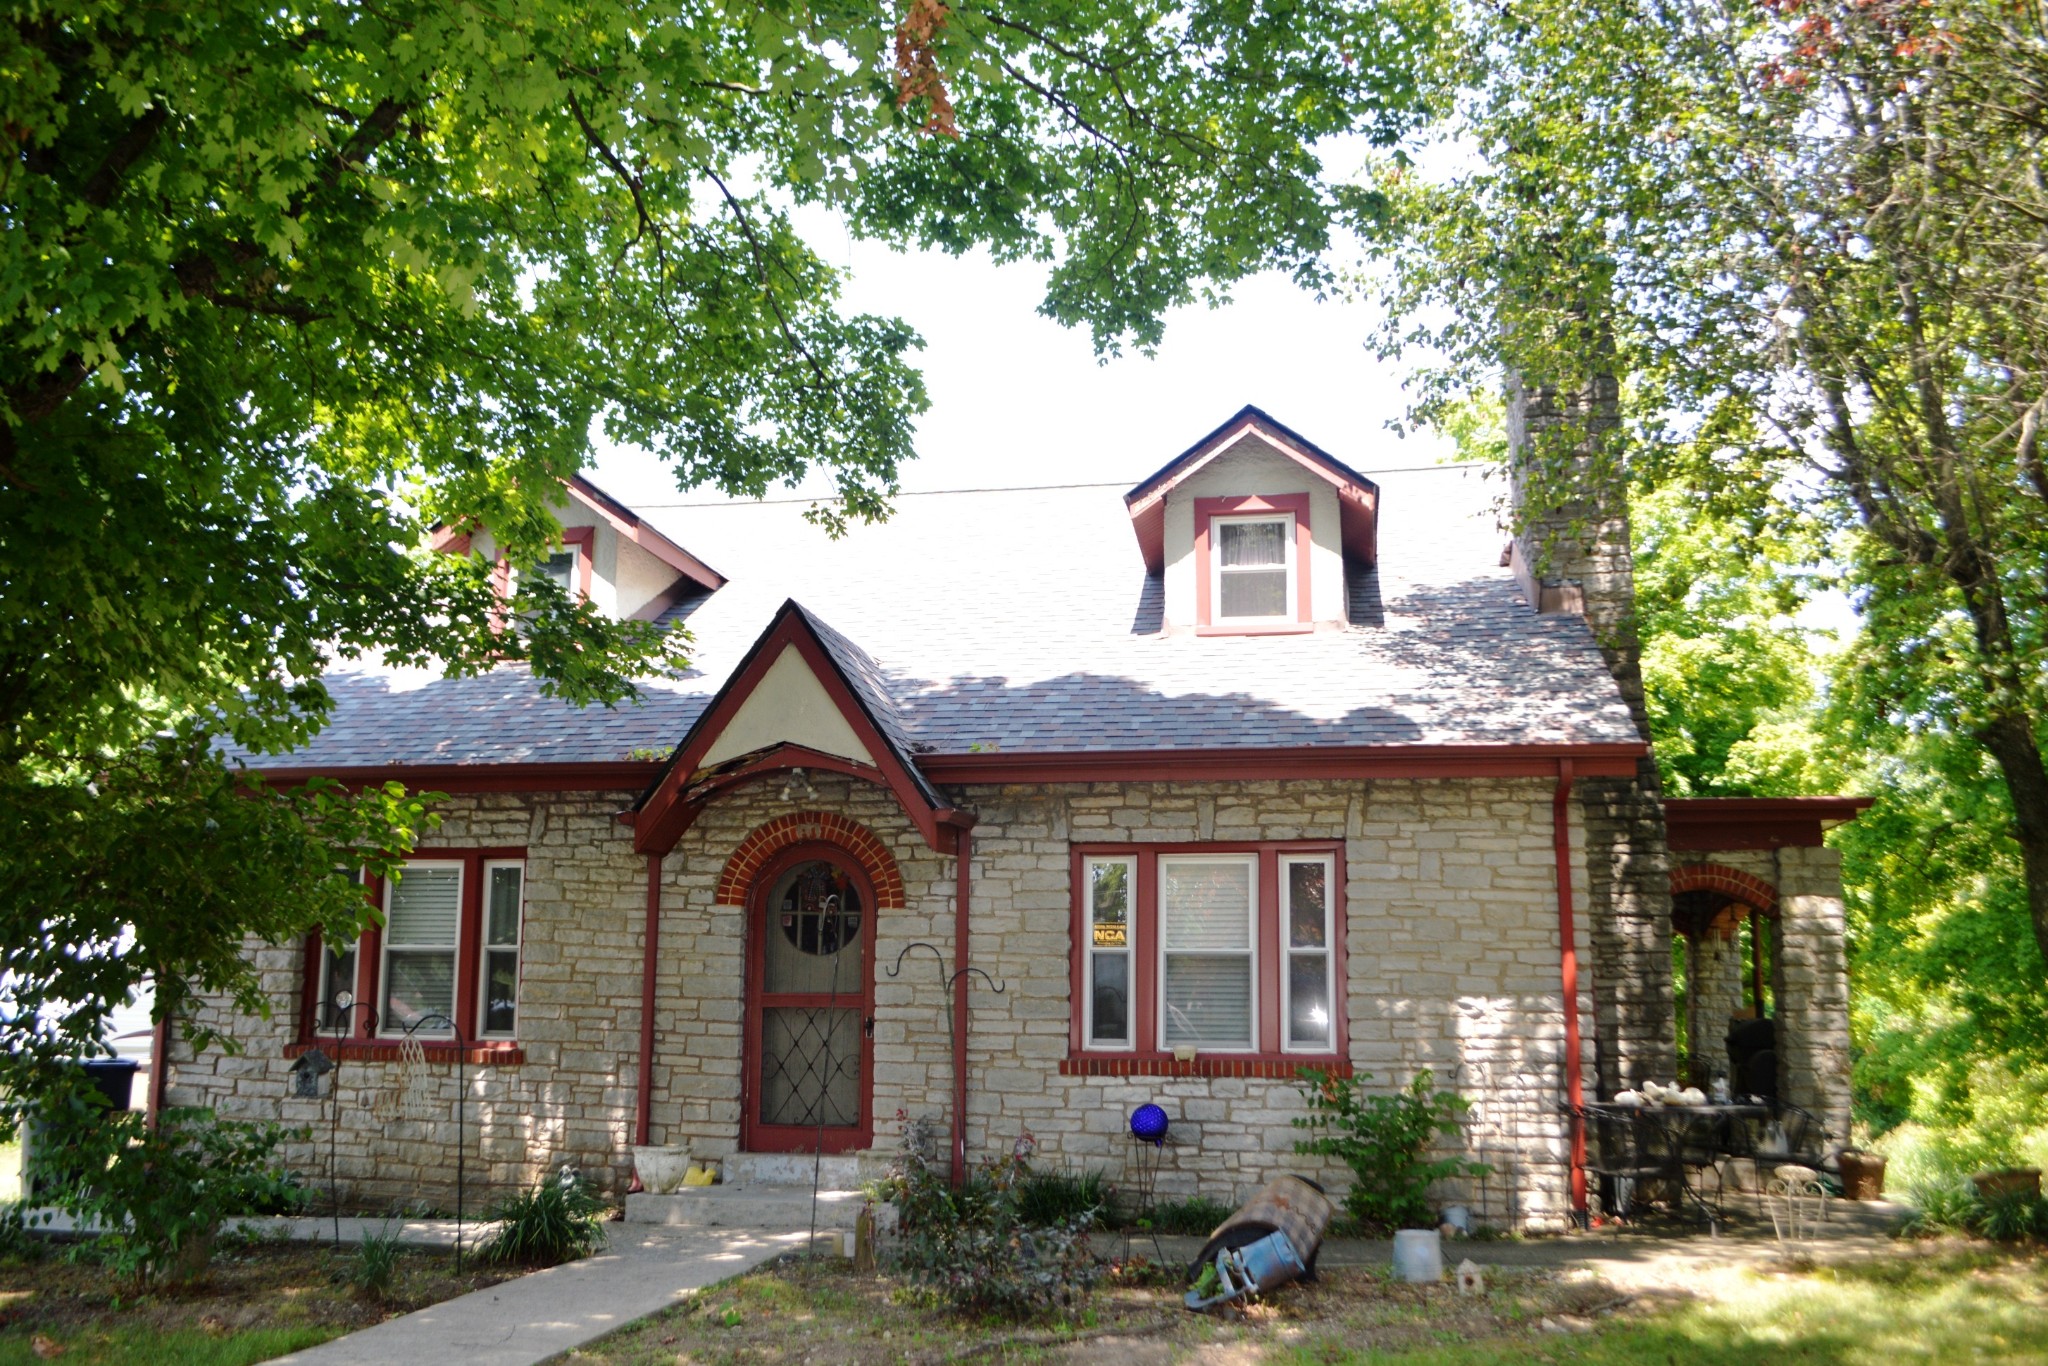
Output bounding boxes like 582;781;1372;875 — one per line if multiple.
920;742;1647;785
1664;796;1874;851
242;761;659;793
633;603;951;855
566;475;725;593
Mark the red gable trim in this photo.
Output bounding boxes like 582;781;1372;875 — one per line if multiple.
633;601;963;856
567;475;724;593
920;742;1647;784
1124;406;1381;573
1664;796;1873;851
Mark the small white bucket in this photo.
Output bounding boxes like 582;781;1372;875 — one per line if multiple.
1392;1228;1444;1283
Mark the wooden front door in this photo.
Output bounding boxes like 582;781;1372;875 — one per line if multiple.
742;846;875;1153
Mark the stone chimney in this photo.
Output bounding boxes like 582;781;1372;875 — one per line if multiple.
1505;355;1679;1097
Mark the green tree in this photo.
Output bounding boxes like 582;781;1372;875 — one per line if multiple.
1360;0;2048;974
1;1;1450;1110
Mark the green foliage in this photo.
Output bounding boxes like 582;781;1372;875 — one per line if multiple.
0;0;1458;1108
343;1225;404;1301
1902;1182;2047;1243
57;1107;304;1286
1292;1068;1491;1234
1140;1194;1237;1237
479;1169;608;1267
869;1139;1099;1319
1013;1167;1114;1230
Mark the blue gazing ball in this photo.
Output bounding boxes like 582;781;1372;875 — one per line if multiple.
1130;1103;1169;1143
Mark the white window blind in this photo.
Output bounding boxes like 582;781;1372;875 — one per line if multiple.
383;864;460;1034
1160;857;1254;1048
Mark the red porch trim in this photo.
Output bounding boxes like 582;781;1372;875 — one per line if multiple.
636;853;662;1148
1058;1054;1353;1080
1664;796;1873;851
921;742;1648;785
952;829;972;1186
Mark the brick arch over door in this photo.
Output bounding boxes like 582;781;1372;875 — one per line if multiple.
716;811;907;909
1670;862;1779;916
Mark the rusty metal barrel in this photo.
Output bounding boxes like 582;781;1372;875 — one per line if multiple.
1187;1175;1335;1284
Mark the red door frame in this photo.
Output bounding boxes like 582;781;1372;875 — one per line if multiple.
741;842;877;1153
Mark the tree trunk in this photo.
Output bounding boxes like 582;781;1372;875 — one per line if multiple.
1976;712;2048;968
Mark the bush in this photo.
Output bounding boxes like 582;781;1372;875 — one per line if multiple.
1015;1167;1114;1229
480;1167;608;1266
344;1224;404;1300
1291;1067;1492;1234
1140;1194;1236;1236
869;1137;1099;1319
1901;1181;2047;1242
60;1107;304;1285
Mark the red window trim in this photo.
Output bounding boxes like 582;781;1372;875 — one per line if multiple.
299;847;526;1047
1193;493;1313;631
1067;840;1347;1068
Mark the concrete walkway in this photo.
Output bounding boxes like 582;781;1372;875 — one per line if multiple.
269;1223;815;1366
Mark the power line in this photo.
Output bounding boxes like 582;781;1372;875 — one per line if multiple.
624;462;1480;510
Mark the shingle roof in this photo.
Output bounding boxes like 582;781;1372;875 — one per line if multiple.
230;462;1641;771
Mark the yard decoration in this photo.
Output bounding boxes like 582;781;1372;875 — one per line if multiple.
1130;1103;1170;1144
1182;1175;1331;1311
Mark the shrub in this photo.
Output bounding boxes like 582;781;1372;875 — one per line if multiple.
1140;1194;1236;1236
1899;1182;2048;1242
1015;1167;1114;1229
480;1167;608;1266
61;1107;304;1285
1292;1067;1492;1234
1978;1190;2047;1243
870;1137;1099;1318
345;1224;404;1301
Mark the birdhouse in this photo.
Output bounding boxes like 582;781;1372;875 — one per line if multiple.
290;1048;335;1098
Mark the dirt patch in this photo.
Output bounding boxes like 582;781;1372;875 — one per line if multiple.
561;1254;1652;1365
0;1232;518;1358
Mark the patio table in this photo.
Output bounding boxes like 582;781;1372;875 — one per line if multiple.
1581;1101;1769;1231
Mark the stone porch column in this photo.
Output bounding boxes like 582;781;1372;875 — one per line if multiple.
1771;846;1853;1141
1686;928;1744;1087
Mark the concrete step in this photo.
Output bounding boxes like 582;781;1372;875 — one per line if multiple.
720;1152;888;1188
623;1185;866;1231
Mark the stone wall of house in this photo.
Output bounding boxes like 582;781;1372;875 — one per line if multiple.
170;775;1598;1230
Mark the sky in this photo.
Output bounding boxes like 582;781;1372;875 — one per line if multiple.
589;225;1455;509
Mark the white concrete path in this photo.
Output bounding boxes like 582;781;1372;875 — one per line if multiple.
270;1223;814;1366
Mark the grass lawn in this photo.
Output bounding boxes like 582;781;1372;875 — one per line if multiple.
559;1245;2048;1365
0;1231;520;1366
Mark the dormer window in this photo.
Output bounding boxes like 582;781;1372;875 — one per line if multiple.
535;549;579;596
1214;514;1294;621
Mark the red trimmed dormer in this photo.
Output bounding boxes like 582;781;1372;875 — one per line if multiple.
1123;407;1379;635
431;474;723;619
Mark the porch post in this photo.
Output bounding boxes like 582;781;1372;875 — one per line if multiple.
1772;846;1853;1140
635;853;663;1150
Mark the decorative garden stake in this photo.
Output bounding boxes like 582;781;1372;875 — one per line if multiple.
309;995;379;1251
398;1012;469;1273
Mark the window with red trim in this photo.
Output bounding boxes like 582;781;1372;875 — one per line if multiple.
302;849;526;1044
1071;843;1344;1061
1193;494;1314;632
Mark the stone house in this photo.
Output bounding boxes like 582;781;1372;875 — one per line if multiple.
168;406;1863;1230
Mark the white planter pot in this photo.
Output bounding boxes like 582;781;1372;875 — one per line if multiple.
632;1145;692;1194
1392;1228;1444;1284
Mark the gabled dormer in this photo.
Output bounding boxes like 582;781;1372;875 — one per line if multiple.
1124;407;1379;634
433;474;724;619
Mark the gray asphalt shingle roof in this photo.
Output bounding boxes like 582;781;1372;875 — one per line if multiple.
233;463;1640;771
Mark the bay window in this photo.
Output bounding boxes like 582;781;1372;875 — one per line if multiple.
1070;842;1345;1065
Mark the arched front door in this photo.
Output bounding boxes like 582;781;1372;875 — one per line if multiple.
741;845;875;1153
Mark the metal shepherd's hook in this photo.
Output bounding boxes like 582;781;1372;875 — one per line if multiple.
400;1012;469;1274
